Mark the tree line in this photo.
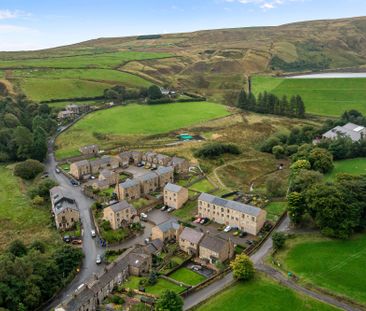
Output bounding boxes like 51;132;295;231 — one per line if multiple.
0;95;56;163
236;89;305;118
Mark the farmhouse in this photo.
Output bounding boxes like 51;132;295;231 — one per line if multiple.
79;144;99;155
55;246;151;311
151;218;182;242
70;159;90;179
156;166;174;188
137;172;159;195
198;193;266;236
103;201;137;230
163;183;189;210
169;156;190;174
322;122;366;142
179;227;205;255
50;186;80;231
98;169;119;186
199;235;234;264
115;179;141;201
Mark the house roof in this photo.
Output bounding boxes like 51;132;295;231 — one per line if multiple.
180;227;204;244
170;156;187;165
323;122;366;142
99;169;114;178
144;151;157;158
120;178;139;189
119;151;131;159
79;144;98;152
198;193;262;217
92;179;109;188
137;172;158;182
200;235;228;254
107;201;135;214
156;166;174;176
156;154;171;161
164;183;184;193
156;218;180;232
50;186;78;215
72;159;90;168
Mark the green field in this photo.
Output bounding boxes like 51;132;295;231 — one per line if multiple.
169;267;206;286
0;51;172;69
195;275;338;311
55;102;230;159
325;158;366;180
252;76;366;116
189;178;216;193
265;201;287;222
276;234;366;305
0;165;58;250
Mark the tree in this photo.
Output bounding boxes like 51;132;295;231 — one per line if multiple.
236;89;247;109
308;147;334;173
272;232;286;250
31;127;47;161
296;95;305;117
289;169;323;193
155;290;183;311
13;126;33;160
54;246;83;277
266;176;286;198
230;254;254;281
14;159;45;180
290;159;311;173
260;137;281;153
8;240;27;257
287;192;306;224
272;145;285;159
147;85;163;100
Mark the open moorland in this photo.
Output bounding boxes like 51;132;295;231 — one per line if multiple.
0;165;59;250
55;101;230;158
252;76;366;116
274;234;366;306
325;157;366;180
195;275;338;311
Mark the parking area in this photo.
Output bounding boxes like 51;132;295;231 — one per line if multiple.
122;166;152;178
186;262;215;278
147;208;174;225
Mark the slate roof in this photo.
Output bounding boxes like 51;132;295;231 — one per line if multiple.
156;218;180;232
198;192;262;217
99;169;114;178
323;122;366;142
137;172;158;182
119;178;139;189
170;156;187;165
200;235;228;254
156;166;174;176
107;201;135;213
156;154;171;161
180;227;204;244
50;186;78;215
79;144;98;152
164;183;183;193
72;159;90;168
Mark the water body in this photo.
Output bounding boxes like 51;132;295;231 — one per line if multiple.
288;72;366;79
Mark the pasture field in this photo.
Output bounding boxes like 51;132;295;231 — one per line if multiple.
325;158;366;180
18;78;111;102
0;51;173;69
195;275;338;311
0;165;59;250
55;102;230;159
265;201;287;222
252;76;366;116
275;234;366;305
169;267;206;286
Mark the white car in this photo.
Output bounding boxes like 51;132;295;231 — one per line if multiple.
96;255;102;264
91;230;96;237
140;213;148;221
224;225;232;233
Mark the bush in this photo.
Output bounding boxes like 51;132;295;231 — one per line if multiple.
230;254;254;281
9;240;27;257
110;294;125;305
272;232;286;250
265;176;286;198
260;137;281;153
272;145;285;159
194;142;240;158
32;195;45;206
28;178;58;199
14;159;45;180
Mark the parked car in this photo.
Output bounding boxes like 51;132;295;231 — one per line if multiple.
137;163;144;167
246;240;254;245
144;238;150;244
90;175;96;180
233;231;240;236
167;207;175;212
91;230;96;238
239;232;248;238
191;265;202;271
71;239;82;245
194;217;202;224
55;168;61;174
140;213;148;221
63;235;71;243
70;179;79;186
200;218;209;225
96;255;102;265
224;225;232;233
161;205;167;211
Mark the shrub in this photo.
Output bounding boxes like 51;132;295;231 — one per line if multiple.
194;142;240;158
28;178;58;199
110;294;125;305
14;159;45;180
9;240;27;257
260;137;281;153
230;254;254;281
272;145;285;159
265;176;286;198
32;195;45;206
272;232;287;250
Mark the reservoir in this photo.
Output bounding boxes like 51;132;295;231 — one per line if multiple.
288;72;366;79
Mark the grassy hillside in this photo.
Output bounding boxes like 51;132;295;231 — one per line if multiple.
252;76;366;116
1;16;366;103
55;101;230;159
325;158;366;180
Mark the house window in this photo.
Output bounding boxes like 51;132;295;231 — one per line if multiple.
252;216;255;222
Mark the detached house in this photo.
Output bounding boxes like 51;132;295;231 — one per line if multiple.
79;144;99;155
179;227;205;255
70;159;90;180
115;179;141;201
321;122;366;142
163;183;188;210
50;186;80;231
156;166;174;188
137;172;159;195
199;235;234;264
103;201;137;230
151;218;182;242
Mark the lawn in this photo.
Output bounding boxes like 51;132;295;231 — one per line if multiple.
122;276;187;296
265;201;287;222
252;76;366;116
0;51;173;69
0;165;59;250
169;267;206;286
189;178;216;193
55;102;230;159
172;200;197;223
275;234;366;305
195;275;338;311
325;158;366;180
